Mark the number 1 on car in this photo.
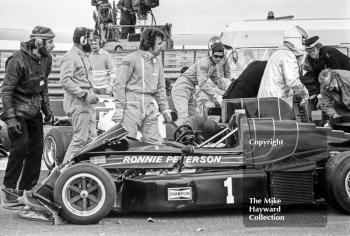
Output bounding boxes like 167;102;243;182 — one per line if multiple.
224;177;234;204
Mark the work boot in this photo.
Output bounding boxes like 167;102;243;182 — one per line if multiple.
2;188;20;204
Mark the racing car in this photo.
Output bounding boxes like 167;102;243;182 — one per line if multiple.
19;97;350;224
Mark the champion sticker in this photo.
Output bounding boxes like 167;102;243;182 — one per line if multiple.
168;187;192;201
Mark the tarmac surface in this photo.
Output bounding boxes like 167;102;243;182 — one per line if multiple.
0;159;350;236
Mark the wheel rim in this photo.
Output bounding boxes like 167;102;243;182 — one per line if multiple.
62;173;106;217
44;136;56;166
345;171;350;198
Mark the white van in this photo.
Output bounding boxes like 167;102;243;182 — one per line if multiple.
221;17;350;78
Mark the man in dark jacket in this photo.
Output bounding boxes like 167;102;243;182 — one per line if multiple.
1;26;55;204
305;36;350;75
117;0;136;39
223;61;267;99
304;36;350;115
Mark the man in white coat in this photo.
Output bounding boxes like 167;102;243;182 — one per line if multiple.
257;25;309;107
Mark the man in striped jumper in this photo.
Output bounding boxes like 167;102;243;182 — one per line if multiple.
89;34;117;96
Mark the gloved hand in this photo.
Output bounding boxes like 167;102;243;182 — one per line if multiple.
84;92;99;104
299;89;309;106
106;85;113;95
300;97;308;106
329;113;342;127
162;111;172;124
112;109;124;124
44;113;52;123
6;118;22;137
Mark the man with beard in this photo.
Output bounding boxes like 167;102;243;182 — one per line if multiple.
60;27;99;161
112;27;172;145
1;26;55;205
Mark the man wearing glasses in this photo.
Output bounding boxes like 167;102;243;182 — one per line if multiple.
171;36;231;125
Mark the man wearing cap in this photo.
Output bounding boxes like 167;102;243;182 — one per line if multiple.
304;36;350;110
171;36;231;125
60;27;99;162
258;25;309;107
305;36;350;74
1;26;55;204
318;69;350;120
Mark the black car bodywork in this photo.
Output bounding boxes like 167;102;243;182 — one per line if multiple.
24;97;350;224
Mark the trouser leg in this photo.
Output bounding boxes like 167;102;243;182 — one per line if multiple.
3;117;29;189
88;107;97;143
18;113;43;190
188;96;198;117
64;110;92;161
122;104;140;139
120;27;128;39
172;83;194;126
141;103;162;145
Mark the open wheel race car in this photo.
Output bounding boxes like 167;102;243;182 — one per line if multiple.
19;97;350;224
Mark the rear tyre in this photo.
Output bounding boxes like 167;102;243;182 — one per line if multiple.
54;163;116;224
325;151;350;213
43;127;73;170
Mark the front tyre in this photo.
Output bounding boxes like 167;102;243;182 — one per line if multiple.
325;151;350;213
54;163;116;224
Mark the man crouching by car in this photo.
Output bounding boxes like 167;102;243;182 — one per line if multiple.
1;26;55;205
318;69;350;122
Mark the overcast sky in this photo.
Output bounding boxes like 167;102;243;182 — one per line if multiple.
0;0;349;35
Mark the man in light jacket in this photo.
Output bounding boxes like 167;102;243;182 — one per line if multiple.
258;25;309;107
112;27;172;145
171;36;231;125
60;27;99;161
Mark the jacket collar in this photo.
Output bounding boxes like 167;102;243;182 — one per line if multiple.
73;45;89;57
141;50;156;60
20;42;41;61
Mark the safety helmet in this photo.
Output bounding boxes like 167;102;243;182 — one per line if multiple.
283;25;305;55
208;36;224;57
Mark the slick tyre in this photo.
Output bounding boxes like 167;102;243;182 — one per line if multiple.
325;151;350;213
43;127;73;170
54;163;116;224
